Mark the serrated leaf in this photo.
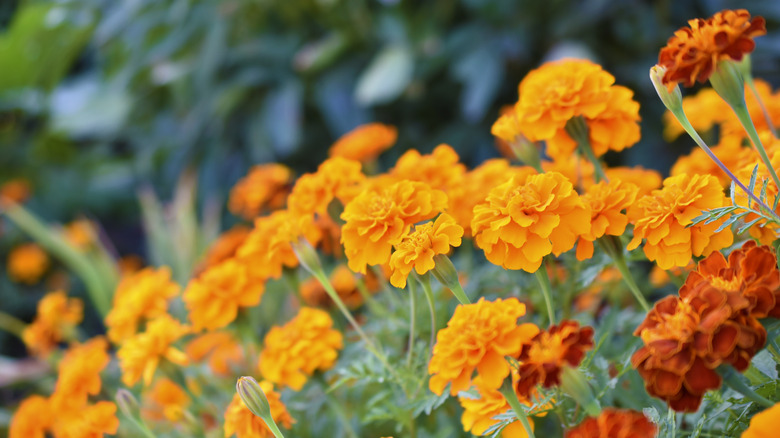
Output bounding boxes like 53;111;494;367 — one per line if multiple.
737;216;765;234
715;215;739;233
748;164;759;208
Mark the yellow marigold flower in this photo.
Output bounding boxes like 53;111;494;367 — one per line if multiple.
742;402;780;438
142;378;190;422
195;225;250;274
565;408;657;438
576;180;639;260
224;382;295;438
428;297;539;395
258;307;343;390
288;157;366;217
515;321;594;398
50;400;120;438
541;156;595;191
449;159;537;236
390;144;466;195
0;178;31;205
604;166;663;197
472;172;591;273
494;59;640;161
62;219;95;251
52;337;110;406
9;395;51;438
300;265;373;310
627;173;733;270
389;213;463;288
184;258;265;331
458;375;546;437
341;180;447;274
118;314;190;387
328;122;397;162
228;163;293;220
7;243;49;284
658;9;765;89
186;331;244;376
105;266;180;344
22;290;83;357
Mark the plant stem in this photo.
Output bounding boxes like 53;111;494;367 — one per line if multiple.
407;280;417;367
0;311;26;338
719;364;774;408
611;251;651;312
417;274;437;365
566;116;608;183
354;278;383;315
746;74;777;137
534;267;555;325
499;384;535;438
732;103;780;194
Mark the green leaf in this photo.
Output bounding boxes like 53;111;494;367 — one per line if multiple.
355;45;414;106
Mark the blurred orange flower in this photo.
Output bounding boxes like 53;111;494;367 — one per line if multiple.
118;314;190;387
671;134;752;188
328;122;397;162
658;9;765;89
50;401;119;438
604;166;662;197
458;375;538;437
259;307;343;390
565;408;657;438
22;290;83;357
390;144;466;196
627;174;733;270
52;337;110;406
472;172;590;273
542;156;595;191
7;243;49;285
300;265;371;310
742;402;780;438
196;225;250;274
576;180;639;260
143;378;190;422
228;163;293;219
428;297;539;395
62;219;95;251
288;157;366;217
186;331;244;377
389;213;463;288
224;381;295;438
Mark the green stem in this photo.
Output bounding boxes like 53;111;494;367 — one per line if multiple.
534;268;555;325
566;116;608;183
733;103;780;194
407;280;417;367
417;274;437;365
0;311;26;338
120;412;158;438
320;380;358;438
719;364;774;408
354;278;383;315
610;250;651;312
499;384;536;438
746;74;778;137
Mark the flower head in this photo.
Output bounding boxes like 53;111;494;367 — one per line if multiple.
742;402;780;438
604;166;662;197
389;213;463;288
186;331;245;377
288;157;366;217
627;173;733;270
341;180;447;274
196;225;250;274
52;337;110;406
259;307;343;390
228;163;293;219
658;9;766;89
472;172;591;273
576;180;639;260
118;314;190;387
142;378;190;422
22;290;83;357
329;123;397;162
7;243;49;284
390;144;466;196
428;297;539;395
0;178;31;205
515;321;594;398
224;382;295;438
9;395;50;438
62;219;95;251
565;408;657;438
50;401;120;438
458;376;539;437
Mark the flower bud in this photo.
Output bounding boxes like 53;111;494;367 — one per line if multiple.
236;376;272;419
116;388;140;419
649;65;683;113
291;238;322;275
710;60;747;110
431;254;470;304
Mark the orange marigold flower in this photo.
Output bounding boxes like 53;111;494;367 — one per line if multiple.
390;144;467;195
196;225;250;274
671;134;753;188
62;219;95;251
117;314;190;387
142;378;190;422
722;79;780;137
565;408;657;438
258;307;343;390
627;173;733;270
105;266;180;344
50;400;120;438
389;213;464;288
472;172;591;273
288;157;366;217
576;180;639;260
7;243;49;284
300;265;371;310
542;156;595;191
658;9;766;89
118;254;144;277
328;122;397;162
494;59;640;161
224;382;295;438
341;180;447;274
733;141;780;244
742;402;780;438
649;261;695;288
458;376;539;437
184;258;265;331
0;178;31;205
9;395;51;438
228;163;293;219
604;166;663;197
428;297;539;395
52;337;110;406
515;321;594;398
186;331;244;376
22;290;83;357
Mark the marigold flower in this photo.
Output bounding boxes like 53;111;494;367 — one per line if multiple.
52;337;110;406
62;219;95;251
565;408;657;438
228;163;293;219
341;180;447;274
196;225;250;274
671;134;753;188
0;178;31;205
742;402;780;438
389;213;463;288
494;59;640;160
288;157;366;217
9;395;50;438
649;261;695;288
186;331;244;376
184;258;265;331
118;254;144;277
22;290;83;357
658;9;766;89
142;378;190;422
328;122;397;162
118;314;190;387
224;382;295;438
472;171;591;273
300;265;372;309
576;180;639;260
429;297;539;395
515;321;594;398
7;243;49;284
627;173;733;270
733;141;780;244
50;400;120;438
542;156;595;191
390;144;466;195
106;266;180;344
259;307;343;390
458;376;538;437
604;166;663;197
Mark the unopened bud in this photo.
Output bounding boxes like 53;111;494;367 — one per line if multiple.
236;376;272;419
649;65;683;113
291;238;322;275
116;388;140;419
710;60;747;110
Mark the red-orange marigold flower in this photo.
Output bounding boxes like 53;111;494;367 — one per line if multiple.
472;171;591;273
389;213;463;288
228;163;293;219
576;180;639;260
565;408;657;438
658;9;766;89
627;173;733;270
328;123;397;162
224;382;295;438
428;297;539;395
515;320;594;398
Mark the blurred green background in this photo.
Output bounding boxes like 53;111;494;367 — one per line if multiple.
1;0;779;353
